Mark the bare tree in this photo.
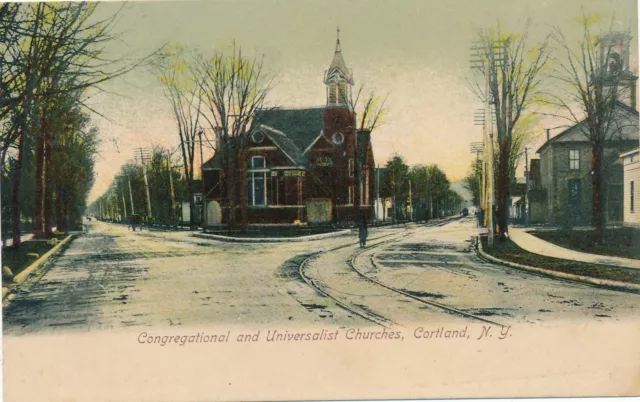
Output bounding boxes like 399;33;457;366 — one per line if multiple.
195;43;272;231
469;20;550;238
350;85;388;132
349;84;388;214
545;16;635;244
2;2;161;245
155;44;203;229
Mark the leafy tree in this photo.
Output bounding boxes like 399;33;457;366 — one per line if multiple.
464;160;482;207
384;154;409;223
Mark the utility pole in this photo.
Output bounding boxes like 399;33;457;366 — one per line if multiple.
199;130;206;231
524;147;530;226
128;175;135;215
470;141;483;210
116;176;127;222
376;165;380;225
408;178;413;221
167;153;176;230
135;148;152;223
471;37;501;246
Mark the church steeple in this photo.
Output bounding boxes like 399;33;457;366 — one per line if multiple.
325;27;353;107
599;32;638;109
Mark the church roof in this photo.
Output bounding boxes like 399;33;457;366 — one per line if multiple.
537;101;640;154
253;108;325;151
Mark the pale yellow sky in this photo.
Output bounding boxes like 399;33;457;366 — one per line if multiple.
87;0;639;202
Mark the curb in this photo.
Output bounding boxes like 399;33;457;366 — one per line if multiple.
476;235;640;293
5;234;75;298
192;229;353;243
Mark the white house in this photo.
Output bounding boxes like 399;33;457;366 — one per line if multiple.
622;147;640;228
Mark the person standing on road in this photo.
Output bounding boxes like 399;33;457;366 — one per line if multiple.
358;214;368;248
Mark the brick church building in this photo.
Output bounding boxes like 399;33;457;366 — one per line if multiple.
202;33;375;225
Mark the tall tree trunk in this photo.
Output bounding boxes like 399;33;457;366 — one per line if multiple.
11;126;25;247
54;143;64;231
591;142;605;244
43;123;54;237
225;137;237;232
239;137;248;232
63;200;69;232
34;127;45;237
497;141;510;238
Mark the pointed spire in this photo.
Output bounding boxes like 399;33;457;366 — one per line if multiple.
325;26;353;85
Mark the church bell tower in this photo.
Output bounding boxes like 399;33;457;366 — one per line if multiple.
324;27;354;108
322;27;357;207
599;32;638;109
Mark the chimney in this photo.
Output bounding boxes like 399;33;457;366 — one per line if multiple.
214;127;223;150
546;129;550;142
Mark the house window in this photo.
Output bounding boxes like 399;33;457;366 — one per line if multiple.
251;156;266;169
569;150;580;170
248;156;267;206
249;172;267;206
348;186;354;205
631;181;635;213
348;159;354;177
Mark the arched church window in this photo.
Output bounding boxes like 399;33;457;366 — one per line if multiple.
316;156;333;167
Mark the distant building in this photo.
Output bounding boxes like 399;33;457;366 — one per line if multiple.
622;148;640;228
202;32;375;226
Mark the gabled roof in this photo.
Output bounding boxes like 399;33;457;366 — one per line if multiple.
252;108;325;151
259;124;309;168
537;101;639;154
203;136;240;170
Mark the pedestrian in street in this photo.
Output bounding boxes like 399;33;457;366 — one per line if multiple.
358;214;368;248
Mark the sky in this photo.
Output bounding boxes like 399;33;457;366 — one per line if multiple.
86;0;639;203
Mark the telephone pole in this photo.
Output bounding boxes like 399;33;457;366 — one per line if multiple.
524;147;530;226
128;175;135;215
408;178;413;221
119;178;127;222
199;130;207;231
167;153;177;229
471;38;502;246
135;148;152;223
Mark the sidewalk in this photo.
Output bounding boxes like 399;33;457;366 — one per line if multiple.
509;228;640;270
3;226;58;248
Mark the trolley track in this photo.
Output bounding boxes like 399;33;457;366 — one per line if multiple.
297;217;507;328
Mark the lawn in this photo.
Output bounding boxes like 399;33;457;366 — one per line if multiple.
480;235;640;285
531;227;640;260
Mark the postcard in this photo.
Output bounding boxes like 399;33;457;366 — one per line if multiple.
2;0;639;401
